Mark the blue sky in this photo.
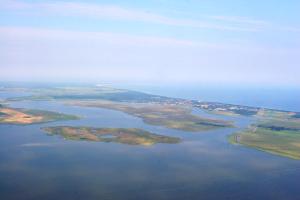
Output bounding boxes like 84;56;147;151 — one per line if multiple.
0;0;299;86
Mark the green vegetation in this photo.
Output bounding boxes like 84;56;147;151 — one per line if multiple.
5;86;173;103
2;86;233;131
3;86;300;157
43;126;181;146
0;106;79;125
25;109;80;122
195;101;299;118
256;109;296;119
67;100;233;132
2;86;234;131
229;118;300;160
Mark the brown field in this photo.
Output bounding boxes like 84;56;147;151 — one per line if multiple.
0;108;44;124
0;107;79;125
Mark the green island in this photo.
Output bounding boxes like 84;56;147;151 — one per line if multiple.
42;126;181;146
0;104;79;125
229;113;300;160
66;100;233;132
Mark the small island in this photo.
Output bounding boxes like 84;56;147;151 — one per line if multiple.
0;105;79;125
42;126;181;146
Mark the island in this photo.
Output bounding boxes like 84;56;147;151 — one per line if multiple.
66;100;233;132
42;126;181;146
0;104;79;125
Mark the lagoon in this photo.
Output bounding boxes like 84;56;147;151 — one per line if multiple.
0;88;300;200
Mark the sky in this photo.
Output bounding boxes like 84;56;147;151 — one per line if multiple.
0;0;300;86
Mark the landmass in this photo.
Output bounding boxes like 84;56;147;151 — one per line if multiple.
2;85;300;159
42;126;181;146
66;100;233;132
229;116;300;160
2;86;233;131
195;101;300;159
193;101;299;118
0;104;79;125
5;86;299;119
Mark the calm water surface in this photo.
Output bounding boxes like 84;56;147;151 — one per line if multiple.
118;84;300;112
0;90;300;200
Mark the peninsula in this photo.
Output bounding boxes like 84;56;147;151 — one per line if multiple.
229;114;300;159
0;104;79;125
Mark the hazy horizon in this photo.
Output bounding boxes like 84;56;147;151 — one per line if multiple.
1;0;300;87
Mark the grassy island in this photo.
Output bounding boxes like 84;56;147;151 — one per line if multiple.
66;100;233;132
229;118;300;160
42;126;181;145
0;106;79;125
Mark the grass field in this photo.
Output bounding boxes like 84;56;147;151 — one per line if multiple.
0;106;79;125
66;100;233;132
229;118;300;159
43;126;181;146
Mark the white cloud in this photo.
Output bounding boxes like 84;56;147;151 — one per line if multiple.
210;15;269;26
0;0;261;32
1;0;300;33
0;26;196;46
0;26;299;85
